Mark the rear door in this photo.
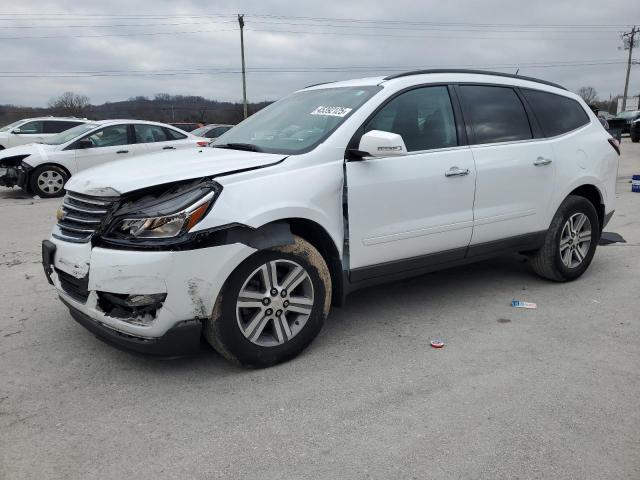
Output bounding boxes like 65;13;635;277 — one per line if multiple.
456;84;556;250
71;124;138;172
346;85;476;277
134;124;195;153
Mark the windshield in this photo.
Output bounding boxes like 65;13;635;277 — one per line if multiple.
191;126;210;137
617;110;640;119
0;120;24;132
213;86;382;154
44;123;99;145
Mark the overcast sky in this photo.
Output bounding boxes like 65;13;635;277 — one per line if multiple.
1;0;639;107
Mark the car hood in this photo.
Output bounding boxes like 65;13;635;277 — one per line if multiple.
0;143;57;163
65;147;287;196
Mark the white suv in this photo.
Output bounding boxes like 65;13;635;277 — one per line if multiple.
0;117;89;149
42;70;619;367
0;119;208;197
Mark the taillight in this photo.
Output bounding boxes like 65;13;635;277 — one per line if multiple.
608;137;620;155
196;140;208;147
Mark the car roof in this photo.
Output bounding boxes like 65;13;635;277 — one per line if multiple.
91;119;189;129
20;116;91;122
302;69;569;96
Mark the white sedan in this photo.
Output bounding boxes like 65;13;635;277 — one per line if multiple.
0;119;208;197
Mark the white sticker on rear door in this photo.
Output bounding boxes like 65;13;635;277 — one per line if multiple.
310;106;353;117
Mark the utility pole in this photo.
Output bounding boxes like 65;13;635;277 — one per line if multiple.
238;14;248;119
621;26;638;112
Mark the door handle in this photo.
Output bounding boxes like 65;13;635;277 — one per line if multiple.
534;157;552;166
445;166;471;177
163;146;176;150
116;150;129;154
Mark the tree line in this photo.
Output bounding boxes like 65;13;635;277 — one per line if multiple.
0;92;272;126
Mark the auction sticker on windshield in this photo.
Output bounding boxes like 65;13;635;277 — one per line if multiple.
311;106;353;117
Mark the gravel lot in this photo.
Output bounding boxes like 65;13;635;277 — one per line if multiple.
1;140;639;479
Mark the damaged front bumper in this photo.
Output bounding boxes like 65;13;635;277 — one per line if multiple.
44;237;255;356
0;163;28;189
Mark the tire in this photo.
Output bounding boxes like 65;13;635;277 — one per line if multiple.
204;235;332;367
631;135;639;143
29;165;69;198
528;195;600;282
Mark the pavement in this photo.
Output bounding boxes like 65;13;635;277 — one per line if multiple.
1;139;639;479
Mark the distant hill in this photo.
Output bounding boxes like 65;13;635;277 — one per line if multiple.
0;94;273;126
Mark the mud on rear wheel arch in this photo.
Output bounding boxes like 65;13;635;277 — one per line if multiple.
568;184;604;230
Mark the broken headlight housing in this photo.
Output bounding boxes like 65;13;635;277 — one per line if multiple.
105;180;221;241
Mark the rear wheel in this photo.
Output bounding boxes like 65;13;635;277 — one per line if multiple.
204;235;332;367
528;195;600;281
29;165;68;198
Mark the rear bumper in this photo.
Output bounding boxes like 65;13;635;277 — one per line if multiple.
61;297;202;356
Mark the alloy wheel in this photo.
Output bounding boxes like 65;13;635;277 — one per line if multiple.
37;170;64;195
559;213;592;268
236;259;314;347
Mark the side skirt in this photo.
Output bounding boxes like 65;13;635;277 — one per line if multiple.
345;231;546;294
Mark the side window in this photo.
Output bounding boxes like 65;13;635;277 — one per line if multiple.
364;86;458;152
43;121;83;134
165;128;187;140
80;125;129;148
207;127;229;138
458;85;532;144
134;124;170;143
521;89;590;137
17;121;43;134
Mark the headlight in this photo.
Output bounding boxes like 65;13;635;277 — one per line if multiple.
107;181;221;240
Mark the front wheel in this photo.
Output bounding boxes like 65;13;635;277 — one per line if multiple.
204;235;332;367
29;165;69;198
528;195;600;282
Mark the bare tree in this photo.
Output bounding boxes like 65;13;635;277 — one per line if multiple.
48;92;91;117
576;86;598;105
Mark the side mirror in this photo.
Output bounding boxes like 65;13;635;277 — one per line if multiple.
356;130;407;158
11;128;21;134
77;138;93;149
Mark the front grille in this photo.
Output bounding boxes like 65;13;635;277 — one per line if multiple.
54;192;117;243
56;268;89;303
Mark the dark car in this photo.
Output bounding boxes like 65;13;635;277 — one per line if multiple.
190;124;233;140
631;118;640;143
607;110;640;135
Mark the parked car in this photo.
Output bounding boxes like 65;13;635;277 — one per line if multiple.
607;110;640;135
191;124;234;140
42;70;618;367
169;122;200;132
0;120;208;197
0;117;90;150
630;118;640;143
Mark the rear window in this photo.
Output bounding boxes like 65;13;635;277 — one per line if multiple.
458;85;532;144
521;89;590;137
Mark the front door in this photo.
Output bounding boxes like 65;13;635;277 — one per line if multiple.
72;124;139;172
346;86;476;278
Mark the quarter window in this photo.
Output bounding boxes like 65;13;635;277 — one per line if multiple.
165;128;187;140
134;124;169;143
458;85;532;144
365;86;458;151
80;125;129;148
521;89;590;137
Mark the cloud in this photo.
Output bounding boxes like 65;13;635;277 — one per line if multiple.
1;0;638;106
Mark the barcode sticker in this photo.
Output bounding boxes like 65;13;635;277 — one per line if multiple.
310;106;353;117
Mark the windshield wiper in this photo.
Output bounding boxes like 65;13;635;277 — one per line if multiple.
212;142;262;152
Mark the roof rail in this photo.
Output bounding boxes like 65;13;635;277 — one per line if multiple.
382;69;567;90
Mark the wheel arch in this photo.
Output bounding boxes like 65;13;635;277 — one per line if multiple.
27;162;71;191
567;184;604;232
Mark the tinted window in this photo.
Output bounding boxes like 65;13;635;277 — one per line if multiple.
17;121;43;134
165;128;187;140
80;125;129;148
206;126;230;138
134;124;169;143
365;86;458;151
459;86;532;144
43;121;83;134
522;89;590;137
